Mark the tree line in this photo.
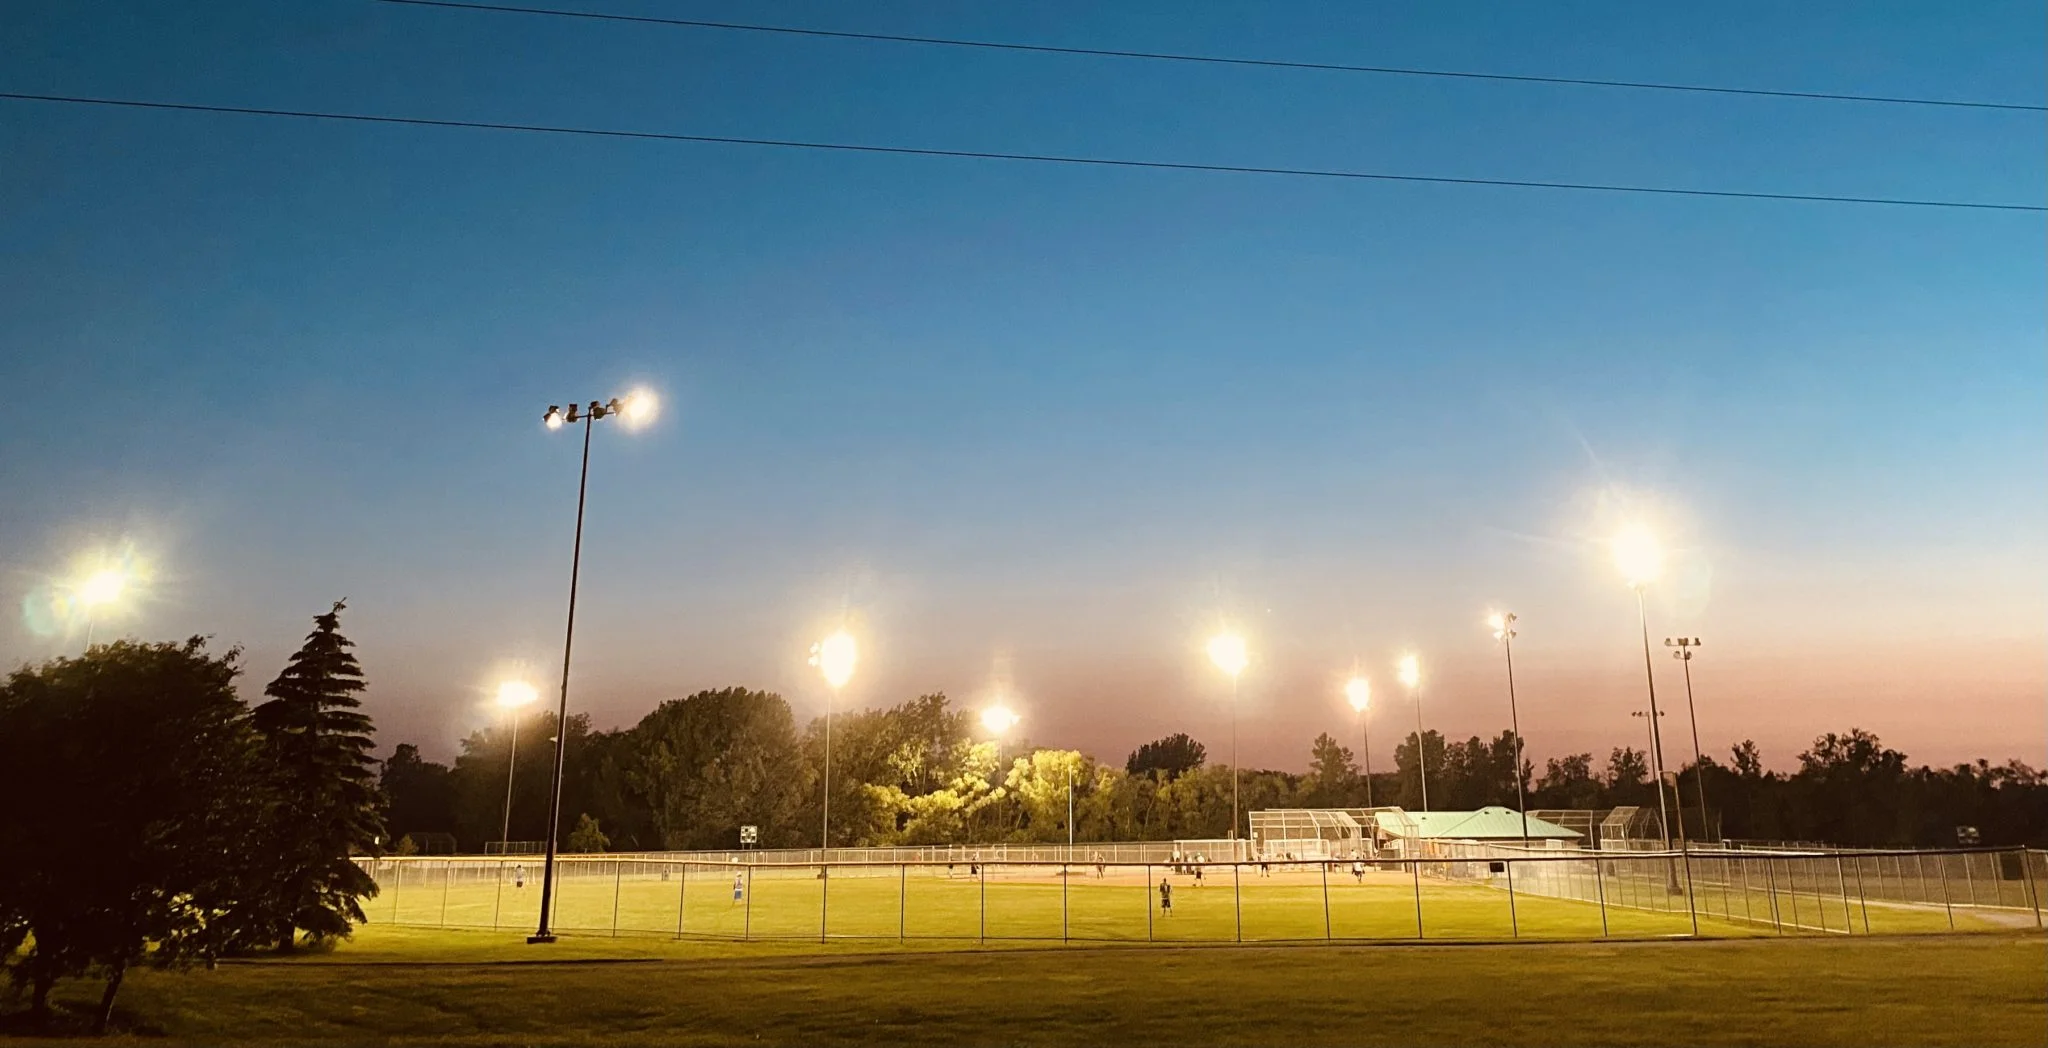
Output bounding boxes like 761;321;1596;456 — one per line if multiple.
380;686;2048;855
0;605;381;1032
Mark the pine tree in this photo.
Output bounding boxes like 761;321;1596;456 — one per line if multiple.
250;601;383;948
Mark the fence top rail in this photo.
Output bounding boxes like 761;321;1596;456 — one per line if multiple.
354;842;2039;868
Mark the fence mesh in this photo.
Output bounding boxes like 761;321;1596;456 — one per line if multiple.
357;845;2043;944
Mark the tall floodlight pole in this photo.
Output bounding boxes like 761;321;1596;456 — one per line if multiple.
1344;677;1374;809
1207;632;1248;845
1489;613;1531;846
528;389;656;945
1612;524;1677;852
1397;654;1428;811
1666;637;1711;842
496;680;540;850
809;630;859;849
981;704;1019;843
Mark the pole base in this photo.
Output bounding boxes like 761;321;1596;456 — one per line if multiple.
526;933;557;944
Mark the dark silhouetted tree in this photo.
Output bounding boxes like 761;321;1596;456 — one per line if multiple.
249;602;382;949
1126;733;1207;780
0;639;268;1031
380;744;456;842
1303;732;1356;807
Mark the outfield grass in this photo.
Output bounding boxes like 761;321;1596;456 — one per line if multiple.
28;924;2045;1046
372;860;2023;944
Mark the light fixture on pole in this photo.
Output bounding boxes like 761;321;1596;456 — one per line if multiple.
495;680;539;852
1344;676;1374;809
810;629;858;849
1612;522;1679;853
1397;654;1428;811
528;388;657;946
1206;632;1248;845
980;703;1018;843
1489;612;1531;846
1666;636;1711;842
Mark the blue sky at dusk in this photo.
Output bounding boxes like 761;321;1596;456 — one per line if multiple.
2;1;2041;772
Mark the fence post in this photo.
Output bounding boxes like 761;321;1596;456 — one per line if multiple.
979;863;986;944
440;861;453;928
1937;855;1955;930
1849;856;1869;935
676;862;688;939
1063;862;1070;944
820;863;829;945
1737;857;1753;928
1232;861;1242;944
493;857;505;931
899;863;907;942
1411;859;1424;939
1763;859;1783;934
743;866;752;942
1679;850;1699;937
1505;859;1519;939
1843;859;1859;933
1145;863;1153;943
390;861;401;924
1962;852;1978;909
2025;851;2044;930
1594;857;1609;937
611;860;623;937
1320;860;1331;940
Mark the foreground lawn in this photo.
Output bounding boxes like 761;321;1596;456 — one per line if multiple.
22;925;2045;1046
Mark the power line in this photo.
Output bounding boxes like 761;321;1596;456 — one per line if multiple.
376;0;2046;114
3;91;2039;213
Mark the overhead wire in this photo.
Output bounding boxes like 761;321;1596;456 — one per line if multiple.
374;0;2047;114
2;92;2038;212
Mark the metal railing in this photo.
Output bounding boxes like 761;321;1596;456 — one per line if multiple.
356;845;2044;945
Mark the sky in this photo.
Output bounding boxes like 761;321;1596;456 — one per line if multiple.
2;1;2042;774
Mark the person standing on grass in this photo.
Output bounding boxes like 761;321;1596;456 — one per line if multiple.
514;863;526;889
1193;859;1204;888
1159;877;1172;916
1352;858;1366;883
732;871;745;904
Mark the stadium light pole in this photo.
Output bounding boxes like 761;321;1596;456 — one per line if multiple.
810;629;858;849
528;389;657;945
1490;612;1531;846
1398;654;1429;811
1207;632;1248;844
1666;637;1711;842
1613;523;1677;852
496;680;540;851
980;703;1019;843
1344;676;1374;809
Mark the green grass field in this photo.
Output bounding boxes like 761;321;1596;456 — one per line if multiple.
26;924;2045;1046
369;860;2027;944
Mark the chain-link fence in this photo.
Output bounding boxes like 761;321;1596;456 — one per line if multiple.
357;845;2042;944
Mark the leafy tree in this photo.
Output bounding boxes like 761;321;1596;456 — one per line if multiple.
448;711;590;849
249;602;383;949
1303;732;1356;807
0;640;269;1031
1392;730;1447;809
1605;747;1650;790
566;814;610;853
1126;733;1206;780
1533;753;1601;809
380;744;456;842
628;688;810;850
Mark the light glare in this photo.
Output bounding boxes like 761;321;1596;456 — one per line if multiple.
810;629;858;690
497;680;539;709
1344;676;1371;712
622;389;658;427
1397;654;1421;690
981;704;1019;736
1206;633;1248;677
1612;523;1663;587
76;569;126;610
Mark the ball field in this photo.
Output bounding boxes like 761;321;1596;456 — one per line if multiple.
368;858;2025;944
